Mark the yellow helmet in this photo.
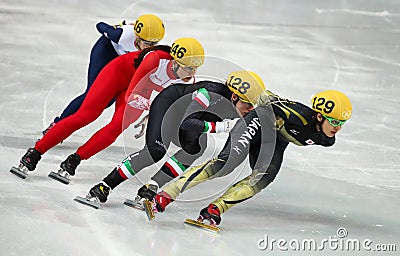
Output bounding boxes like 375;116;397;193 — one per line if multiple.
134;14;165;42
311;90;352;120
170;38;205;68
226;70;266;106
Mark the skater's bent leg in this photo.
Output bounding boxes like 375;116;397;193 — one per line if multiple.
76;97;143;160
162;157;226;200
35;72;126;154
211;176;255;213
55;94;115;123
212;141;286;214
102;120;173;190
54;38;117;123
35;98;108;154
103;167;124;189
151;135;208;187
211;165;279;214
160;116;261;199
54;92;86;123
150;153;190;188
102;145;164;190
102;96;178;191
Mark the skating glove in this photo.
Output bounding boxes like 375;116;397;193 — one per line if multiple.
113;20;126;28
127;94;152;111
215;118;239;133
257;90;274;106
134;114;149;139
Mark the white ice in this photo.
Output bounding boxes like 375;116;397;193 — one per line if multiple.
0;0;399;255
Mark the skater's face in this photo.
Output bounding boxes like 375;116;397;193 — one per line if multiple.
173;61;197;82
135;37;157;50
232;94;254;116
317;113;343;137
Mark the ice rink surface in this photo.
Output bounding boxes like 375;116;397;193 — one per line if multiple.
0;0;399;255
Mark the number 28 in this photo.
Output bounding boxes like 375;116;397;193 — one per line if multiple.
227;76;251;94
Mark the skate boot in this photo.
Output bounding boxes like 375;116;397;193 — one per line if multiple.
138;184;159;200
143;191;174;221
48;153;81;184
124;184;158;211
74;182;111;209
42;122;56;135
184;204;221;232
10;148;42;179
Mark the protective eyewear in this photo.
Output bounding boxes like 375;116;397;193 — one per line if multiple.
322;114;346;127
137;37;157;47
238;96;254;107
178;63;197;73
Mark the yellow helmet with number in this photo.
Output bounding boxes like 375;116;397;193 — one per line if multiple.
226;70;266;106
311;90;352;120
134;14;165;42
170;38;205;68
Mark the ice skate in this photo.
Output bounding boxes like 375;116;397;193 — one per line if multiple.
48;153;81;184
143;198;156;220
74;193;101;209
48;168;71;184
123;195;145;211
123;184;158;211
74;183;111;209
184;204;221;233
10;164;30;179
10;148;41;179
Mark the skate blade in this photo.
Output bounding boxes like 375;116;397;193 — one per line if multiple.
10;166;28;179
74;196;100;209
123;199;144;211
184;218;220;233
143;199;155;221
48;171;70;184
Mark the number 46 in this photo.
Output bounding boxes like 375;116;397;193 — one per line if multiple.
171;43;187;58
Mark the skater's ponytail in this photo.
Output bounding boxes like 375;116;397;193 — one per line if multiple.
133;45;171;68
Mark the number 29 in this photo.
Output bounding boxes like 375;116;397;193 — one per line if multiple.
312;97;335;114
